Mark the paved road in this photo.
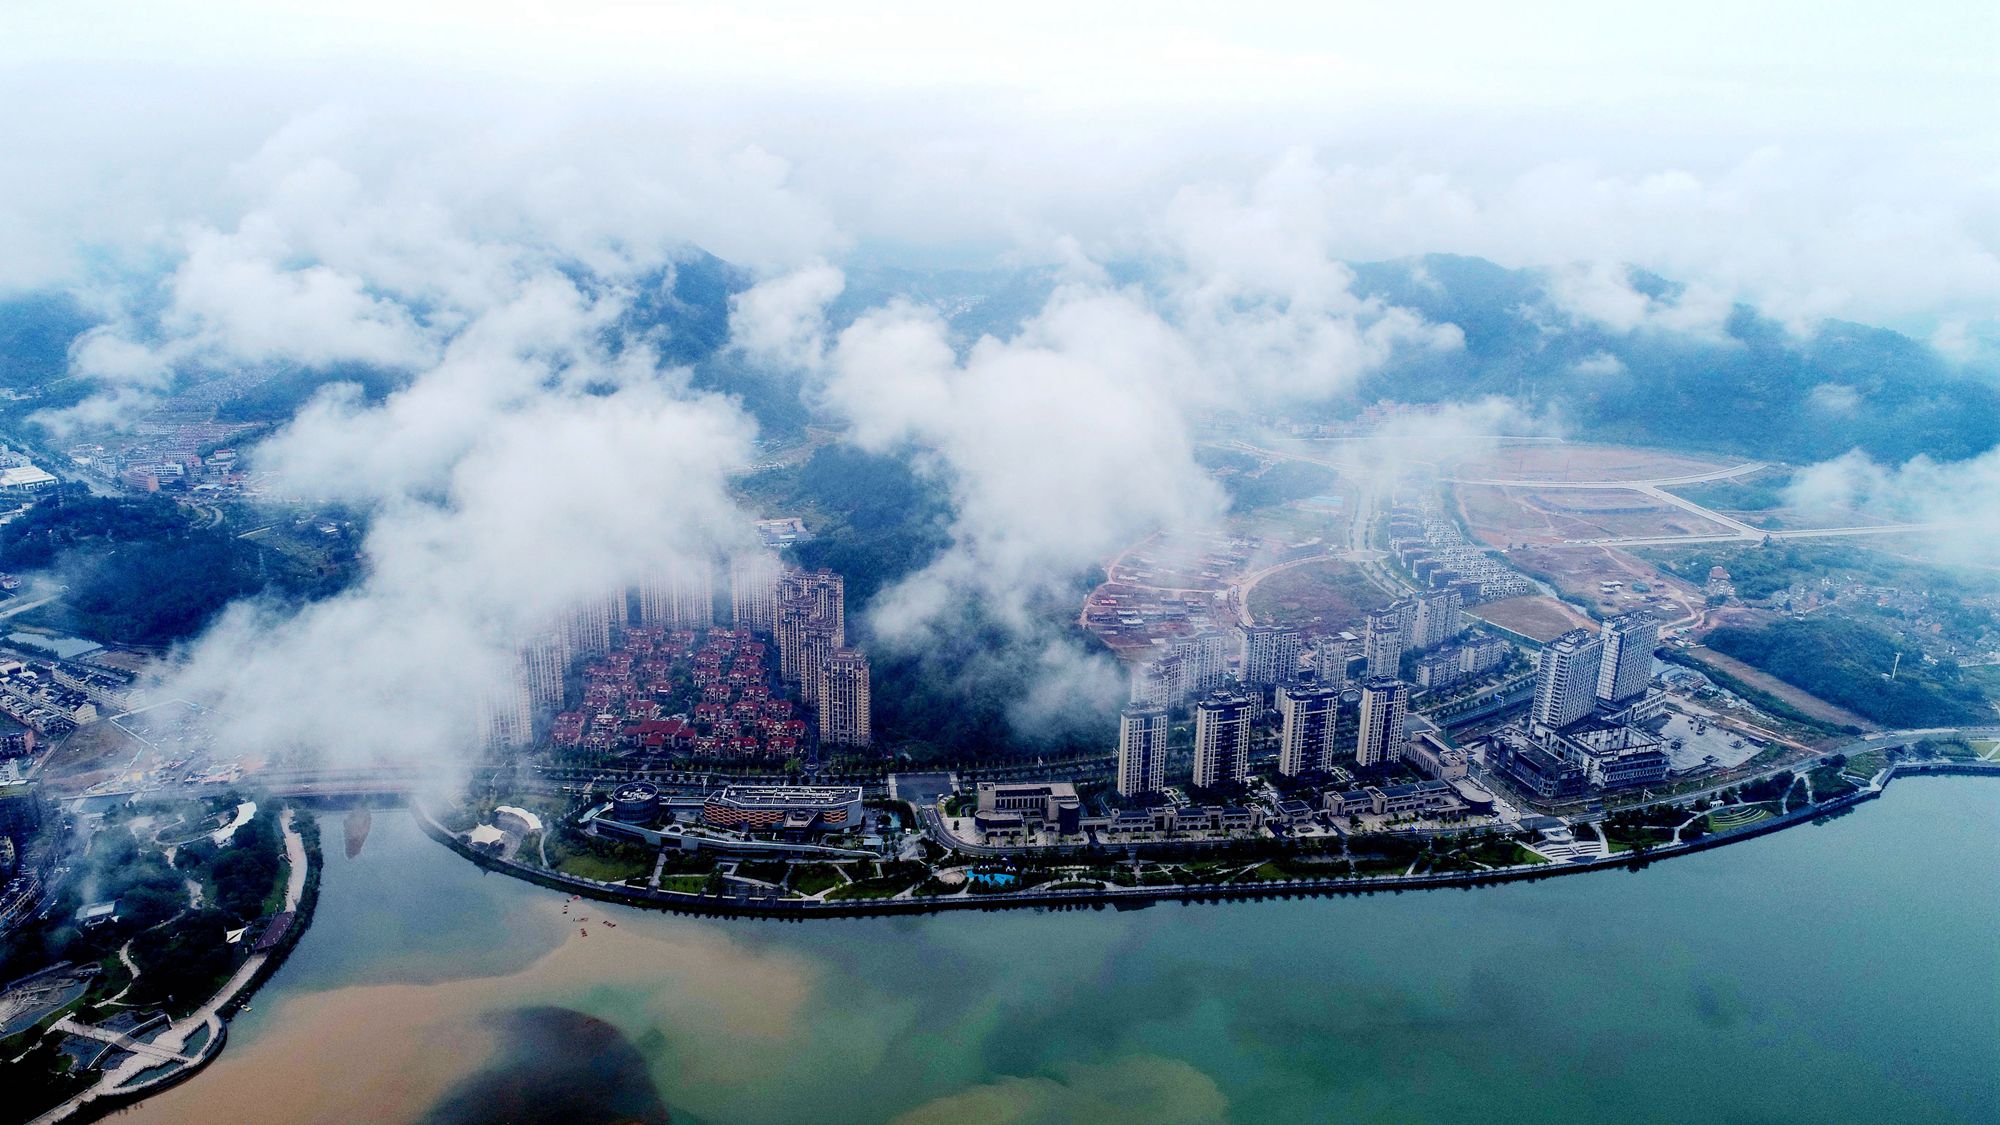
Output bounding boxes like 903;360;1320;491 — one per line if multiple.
49;1016;194;1064
34;810;310;1125
0;593;61;621
1448;461;1771;488
1551;521;1951;549
1256;444;1952;551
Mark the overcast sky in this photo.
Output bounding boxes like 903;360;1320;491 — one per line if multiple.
5;1;1994;762
3;1;1994;334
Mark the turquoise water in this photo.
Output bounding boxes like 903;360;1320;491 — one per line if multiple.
156;780;1998;1124
4;631;99;658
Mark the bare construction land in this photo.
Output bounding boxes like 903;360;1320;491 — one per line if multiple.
1457;485;1739;547
1679;646;1879;731
1245;558;1391;630
1468;595;1598;642
1504;545;1709;628
1453;443;1742;484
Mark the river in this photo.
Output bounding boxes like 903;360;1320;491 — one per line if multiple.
128;780;1998;1124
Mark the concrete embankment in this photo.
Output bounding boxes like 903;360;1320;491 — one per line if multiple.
415;760;1999;921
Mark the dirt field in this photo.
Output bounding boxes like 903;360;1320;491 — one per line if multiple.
1455;442;1738;483
1245;559;1391;629
1457;485;1735;547
1680;646;1878;731
1468;596;1598;642
36;720;147;794
1506;545;1708;626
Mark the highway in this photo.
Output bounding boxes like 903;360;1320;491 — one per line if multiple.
1447;460;1771;488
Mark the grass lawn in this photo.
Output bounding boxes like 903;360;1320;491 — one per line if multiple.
656;874;710;894
733;860;789;885
788;863;847;896
1707;805;1773;832
1843;749;1890;778
1351;854;1416;876
826;877;916;900
555;852;652;883
1807;765;1859;798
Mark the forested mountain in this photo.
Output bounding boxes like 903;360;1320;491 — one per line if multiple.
7;251;1991;466
1345;254;2000;463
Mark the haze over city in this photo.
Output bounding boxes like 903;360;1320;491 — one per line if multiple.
0;4;1993;1124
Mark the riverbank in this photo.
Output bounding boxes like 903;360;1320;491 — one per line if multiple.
30;809;323;1125
417;760;2000;919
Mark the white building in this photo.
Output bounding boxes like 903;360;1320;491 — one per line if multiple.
1117;704;1169;797
638;562;714;629
563;594;621;657
1192;691;1252;789
1243;626;1302;688
1533;628;1605;731
1364;611;1403;679
519;631;570;714
1276;675;1340;776
815;648;871;747
729;551;782;635
1413;587;1463;650
1595;612;1659;707
1355;676;1409;767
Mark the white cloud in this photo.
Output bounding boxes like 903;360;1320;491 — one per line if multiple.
826;285;1224;638
1571;352;1626;377
1807;384;1861;415
148;278;760;767
1545;261;1734;339
1784;448;1989;560
728;261;846;372
165;222;436;370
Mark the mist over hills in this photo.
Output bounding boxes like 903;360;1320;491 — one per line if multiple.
833;253;2000;465
1343;254;2000;464
3;247;1993;473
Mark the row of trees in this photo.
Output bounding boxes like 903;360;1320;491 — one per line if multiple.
1707;617;1989;727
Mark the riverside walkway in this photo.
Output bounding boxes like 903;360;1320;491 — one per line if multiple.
420;758;1999;920
31;809;311;1125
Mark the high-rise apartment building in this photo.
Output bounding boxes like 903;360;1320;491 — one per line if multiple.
1313;633;1355;688
1532;628;1605;730
1413;587;1463;650
1243;625;1302;688
792;614;841;703
1116;704;1169;797
1192;691;1253;788
729;551;782;635
1595;612;1658;706
782;569;846;639
1355;676;1409;767
519;631;570;714
1393;599;1419;644
1189;628;1234;694
815;648;872;747
638;562;714;629
1129;647;1189;709
1277;673;1340;776
563;594;620;657
1364;611;1404;678
479;665;534;750
776;570;846;685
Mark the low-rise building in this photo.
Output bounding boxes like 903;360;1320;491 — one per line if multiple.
701;784;864;834
1548;719;1671;791
1404;732;1469;780
975;782;1082;835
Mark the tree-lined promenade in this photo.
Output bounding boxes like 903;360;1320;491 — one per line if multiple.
418;757;1999;920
